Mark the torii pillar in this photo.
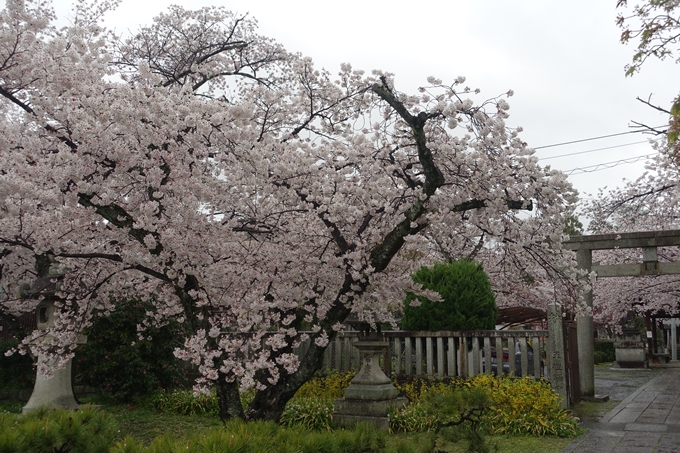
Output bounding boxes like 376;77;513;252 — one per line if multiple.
575;249;595;398
565;229;680;399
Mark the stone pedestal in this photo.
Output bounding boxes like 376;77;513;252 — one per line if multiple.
614;327;647;368
22;299;86;413
23;354;80;413
334;340;407;430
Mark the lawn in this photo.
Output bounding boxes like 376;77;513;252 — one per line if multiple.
1;396;575;453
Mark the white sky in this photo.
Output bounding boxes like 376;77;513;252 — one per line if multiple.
37;1;680;201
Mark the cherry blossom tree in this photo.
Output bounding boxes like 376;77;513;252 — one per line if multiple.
617;0;680;160
0;0;582;421
582;150;680;327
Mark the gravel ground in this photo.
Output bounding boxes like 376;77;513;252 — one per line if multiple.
593;364;661;402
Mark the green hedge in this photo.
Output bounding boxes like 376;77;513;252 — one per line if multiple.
594;340;616;362
74;298;186;401
0;339;35;391
401;260;497;332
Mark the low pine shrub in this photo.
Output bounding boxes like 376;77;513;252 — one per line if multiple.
0;405;117;453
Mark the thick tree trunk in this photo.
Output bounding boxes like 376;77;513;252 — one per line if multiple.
215;376;245;421
246;335;331;422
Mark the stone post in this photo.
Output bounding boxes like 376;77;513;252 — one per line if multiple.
576;248;595;398
672;319;678;362
547;303;569;409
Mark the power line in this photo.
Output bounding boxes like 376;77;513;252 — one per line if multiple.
533;126;666;150
539;140;649;161
564;153;657;175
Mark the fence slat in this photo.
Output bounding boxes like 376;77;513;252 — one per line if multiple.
484;336;492;375
533;336;542;378
447;337;455;377
459;337;468;378
415;337;423;376
495;336;503;376
437;337;445;378
426;337;433;376
508;337;516;376
393;337;402;375
471;337;480;375
405;337;413;376
334;338;342;371
519;337;528;377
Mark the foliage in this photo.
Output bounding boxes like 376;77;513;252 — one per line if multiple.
0;339;34;390
469;375;578;437
593;351;607;364
401;260;497;332
594;340;616;362
0;0;582;421
0;405;117;453
109;420;422;453
74;298;185;401
616;1;680;159
391;375;578;438
563;215;584;236
293;371;356;400
148;389;219;416
279;397;334;431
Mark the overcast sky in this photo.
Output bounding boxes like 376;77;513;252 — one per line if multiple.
37;1;680;201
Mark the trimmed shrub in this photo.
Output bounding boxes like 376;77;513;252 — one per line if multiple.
401;260;497;332
0;405;117;453
74;298;185;401
594;340;616;362
0;339;34;391
593;351;607;364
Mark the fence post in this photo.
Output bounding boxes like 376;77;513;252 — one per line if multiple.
547;303;569;409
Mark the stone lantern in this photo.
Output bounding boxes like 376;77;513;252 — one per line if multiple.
333;318;407;430
21;257;85;413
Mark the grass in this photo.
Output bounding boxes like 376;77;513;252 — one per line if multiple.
1;395;574;453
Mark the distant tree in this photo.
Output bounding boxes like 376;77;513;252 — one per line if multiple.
401;260;497;331
563;215;584;236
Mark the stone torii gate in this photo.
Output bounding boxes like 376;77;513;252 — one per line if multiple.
563;229;680;398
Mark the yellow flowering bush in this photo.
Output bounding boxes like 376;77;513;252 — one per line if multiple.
390;375;578;437
293;371;355;399
468;375;578;437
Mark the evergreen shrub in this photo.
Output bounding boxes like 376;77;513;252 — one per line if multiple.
0;405;117;453
74;298;185;401
0;339;34;391
401;260;497;331
594;340;616;362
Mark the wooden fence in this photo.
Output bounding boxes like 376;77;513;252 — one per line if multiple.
321;330;549;380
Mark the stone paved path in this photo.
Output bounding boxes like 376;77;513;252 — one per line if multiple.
561;365;680;453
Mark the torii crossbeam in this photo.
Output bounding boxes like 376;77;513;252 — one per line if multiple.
563;229;680;397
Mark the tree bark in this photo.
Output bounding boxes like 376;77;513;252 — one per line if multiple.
215;376;245;421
